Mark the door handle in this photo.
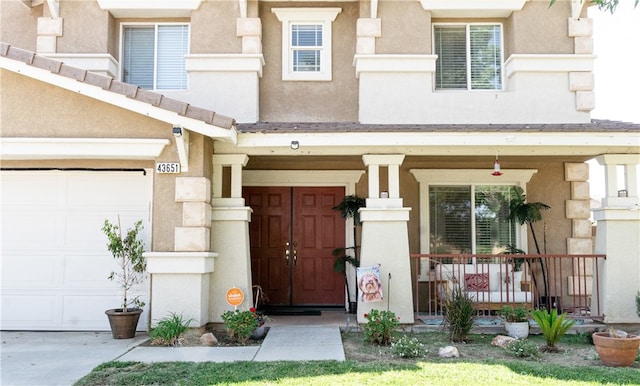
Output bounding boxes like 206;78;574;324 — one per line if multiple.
292;245;297;267
285;242;290;267
285;241;297;267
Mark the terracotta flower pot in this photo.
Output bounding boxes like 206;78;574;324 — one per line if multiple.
592;332;640;367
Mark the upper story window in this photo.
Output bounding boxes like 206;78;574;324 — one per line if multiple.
433;24;503;90
122;23;189;90
272;8;341;81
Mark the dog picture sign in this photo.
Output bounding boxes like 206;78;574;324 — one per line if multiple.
357;265;383;303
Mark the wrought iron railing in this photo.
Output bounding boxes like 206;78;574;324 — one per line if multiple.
410;254;606;320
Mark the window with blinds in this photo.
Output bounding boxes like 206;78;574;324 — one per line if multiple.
292;24;322;72
272;8;340;81
122;24;189;90
434;24;502;90
429;185;516;256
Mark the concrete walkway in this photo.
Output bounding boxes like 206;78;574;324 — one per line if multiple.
118;326;345;363
1;326;344;386
1;331;148;386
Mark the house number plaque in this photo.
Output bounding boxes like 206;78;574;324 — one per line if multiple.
155;162;181;174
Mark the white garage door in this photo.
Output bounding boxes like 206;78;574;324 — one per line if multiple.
1;170;152;331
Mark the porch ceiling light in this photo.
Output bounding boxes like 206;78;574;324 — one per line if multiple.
492;155;503;176
290;140;300;150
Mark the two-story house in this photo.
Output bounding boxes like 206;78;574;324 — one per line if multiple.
1;0;638;332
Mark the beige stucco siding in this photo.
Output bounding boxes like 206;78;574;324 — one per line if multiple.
376;0;431;55
0;1;41;51
57;0;111;53
1;71;168;138
190;0;242;54
506;1;574;55
258;2;358;122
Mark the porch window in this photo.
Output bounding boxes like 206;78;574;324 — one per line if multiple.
272;8;341;81
429;185;517;256
122;24;189;90
433;24;503;90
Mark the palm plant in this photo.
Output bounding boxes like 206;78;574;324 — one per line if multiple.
508;186;550;298
531;308;575;352
332;195;366;308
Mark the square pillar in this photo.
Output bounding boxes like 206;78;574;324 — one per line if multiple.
592;154;640;324
358;208;413;324
145;252;216;327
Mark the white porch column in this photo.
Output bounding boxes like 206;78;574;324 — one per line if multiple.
593;154;640;324
210;155;254;322
145;176;217;327
358;155;414;324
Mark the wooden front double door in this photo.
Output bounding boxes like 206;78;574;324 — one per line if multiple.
243;187;346;306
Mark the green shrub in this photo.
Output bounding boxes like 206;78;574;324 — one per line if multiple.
505;339;540;359
149;312;193;346
499;305;530;322
391;335;427;358
442;284;475;342
362;309;399;346
531;308;575;352
221;309;259;344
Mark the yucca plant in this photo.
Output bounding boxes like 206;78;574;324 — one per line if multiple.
531;308;575;352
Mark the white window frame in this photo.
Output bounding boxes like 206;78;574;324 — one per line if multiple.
272;8;341;81
433;22;504;91
410;169;536;281
120;22;190;90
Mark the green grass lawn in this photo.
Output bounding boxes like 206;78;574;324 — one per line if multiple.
75;332;640;386
74;359;640;386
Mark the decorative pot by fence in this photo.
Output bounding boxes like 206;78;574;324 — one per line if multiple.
592;332;640;367
105;308;143;339
504;321;529;339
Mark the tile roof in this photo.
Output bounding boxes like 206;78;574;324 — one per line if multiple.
238;120;640;133
0;42;236;131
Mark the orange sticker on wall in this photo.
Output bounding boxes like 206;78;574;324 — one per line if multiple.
225;287;245;307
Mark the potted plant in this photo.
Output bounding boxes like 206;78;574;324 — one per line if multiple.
592;328;640;367
332;195;366;314
500;305;530;339
503;244;526;289
102;218;147;339
508;186;551;306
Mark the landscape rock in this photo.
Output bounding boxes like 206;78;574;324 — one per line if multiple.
491;335;516;348
199;332;218;346
438;346;459;358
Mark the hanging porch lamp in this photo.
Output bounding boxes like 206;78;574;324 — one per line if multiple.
492;155;503;176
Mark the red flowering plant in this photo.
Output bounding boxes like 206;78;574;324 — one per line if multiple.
362;309;400;345
250;307;270;327
221;309;256;344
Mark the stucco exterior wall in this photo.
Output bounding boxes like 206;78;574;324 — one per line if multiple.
375;0;431;54
57;0;110;53
190;0;242;54
258;2;358;122
0;1;41;51
507;0;574;55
